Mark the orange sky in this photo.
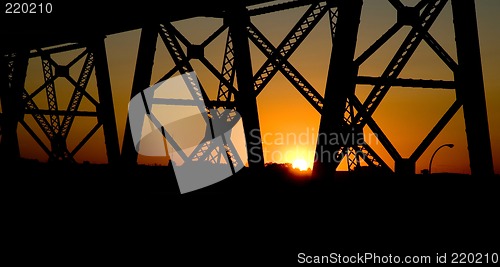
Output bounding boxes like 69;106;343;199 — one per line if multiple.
12;0;500;174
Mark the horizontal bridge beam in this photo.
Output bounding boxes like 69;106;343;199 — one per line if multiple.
249;0;337;16
29;43;85;58
24;110;98;117
357;76;455;89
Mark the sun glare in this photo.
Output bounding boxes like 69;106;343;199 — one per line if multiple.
292;159;309;171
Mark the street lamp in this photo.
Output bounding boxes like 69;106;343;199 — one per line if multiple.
429;144;454;174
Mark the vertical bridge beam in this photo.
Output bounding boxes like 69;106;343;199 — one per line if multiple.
91;37;120;165
121;25;158;165
313;0;363;179
451;0;494;177
0;52;28;162
227;3;264;169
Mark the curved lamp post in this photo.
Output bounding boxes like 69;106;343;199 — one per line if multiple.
429;144;454;174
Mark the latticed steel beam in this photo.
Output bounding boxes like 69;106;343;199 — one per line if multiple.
321;2;390;172
159;24;207;105
22;83;56;141
316;0;476;176
248;1;388;172
354;0;448;126
216;31;236;104
59;52;94;139
147;21;245;171
358;142;391;171
246;3;333;114
227;3;264;168
250;1;389;172
340;142;392;173
316;0;393;174
349;95;401;163
33;50;97;161
322;0;454;175
342;0;490;176
8;40;119;163
188;115;242;172
253;0;330;96
158;23;214;161
159;23;212;114
159;22;241;169
45;50;97;161
248;0;327;16
24;110;97;116
40;54;60;134
161;4;254;169
213;31;244;170
346;147;359;172
247;23;324;112
24;47;98;162
328;5;338;43
2;0;488;179
159;23;219;161
329;1;385;172
19;48;87;109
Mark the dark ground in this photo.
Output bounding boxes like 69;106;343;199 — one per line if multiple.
3;159;499;265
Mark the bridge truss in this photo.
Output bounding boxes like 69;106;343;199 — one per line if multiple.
0;0;494;177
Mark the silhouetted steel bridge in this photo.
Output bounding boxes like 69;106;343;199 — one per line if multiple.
0;0;494;177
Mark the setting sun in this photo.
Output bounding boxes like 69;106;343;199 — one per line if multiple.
293;159;309;171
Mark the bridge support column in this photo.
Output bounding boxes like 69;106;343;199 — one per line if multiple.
121;25;158;165
228;4;264;169
395;158;416;177
452;0;494;177
0;52;28;162
92;37;120;165
313;0;363;179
